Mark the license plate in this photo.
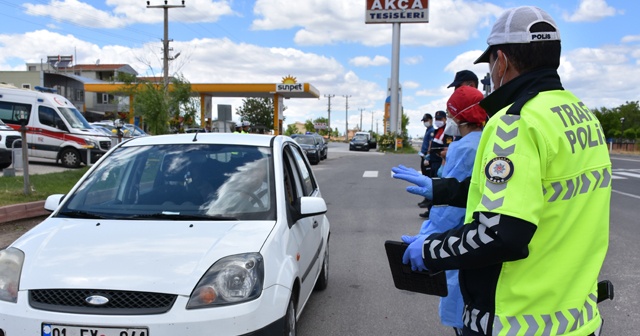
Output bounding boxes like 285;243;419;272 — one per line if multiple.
42;323;148;336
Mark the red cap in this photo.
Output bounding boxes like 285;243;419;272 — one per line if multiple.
446;86;487;126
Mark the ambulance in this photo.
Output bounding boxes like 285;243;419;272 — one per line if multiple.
0;84;113;168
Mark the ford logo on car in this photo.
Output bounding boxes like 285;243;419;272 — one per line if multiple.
85;295;110;306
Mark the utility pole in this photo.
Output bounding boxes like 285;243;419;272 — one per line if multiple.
359;108;365;131
371;112;374;132
343;95;351;140
146;0;185;94
324;94;335;141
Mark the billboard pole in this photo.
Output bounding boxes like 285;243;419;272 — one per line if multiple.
390;22;401;150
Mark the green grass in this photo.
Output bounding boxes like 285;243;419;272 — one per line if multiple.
0;168;89;206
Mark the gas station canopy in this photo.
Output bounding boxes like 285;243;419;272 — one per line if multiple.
83;80;320;135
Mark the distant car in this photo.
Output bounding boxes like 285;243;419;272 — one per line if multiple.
184;127;207;133
125;123;149;137
0;119;22;169
292;133;328;160
354;131;377;149
293;134;323;164
0;133;330;336
90;122;132;138
349;134;370;151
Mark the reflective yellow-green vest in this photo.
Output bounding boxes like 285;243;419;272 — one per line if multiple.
466;90;611;336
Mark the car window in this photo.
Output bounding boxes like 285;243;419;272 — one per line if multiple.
294;136;315;145
288;144;316;196
59;144;276;220
0;101;31;124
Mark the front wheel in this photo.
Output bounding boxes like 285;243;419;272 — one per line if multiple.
283;296;297;336
314;238;329;291
60;148;82;168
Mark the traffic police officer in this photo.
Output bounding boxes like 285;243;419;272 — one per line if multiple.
397;6;611;336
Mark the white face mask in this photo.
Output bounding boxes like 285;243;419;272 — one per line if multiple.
443;118;461;137
490;52;508;91
434;120;444;128
423;121;431;128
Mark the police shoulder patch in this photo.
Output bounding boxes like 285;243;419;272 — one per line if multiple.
485;157;514;184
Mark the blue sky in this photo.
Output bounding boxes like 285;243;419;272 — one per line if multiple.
0;0;638;137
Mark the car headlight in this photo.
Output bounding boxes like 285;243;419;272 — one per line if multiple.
186;253;264;309
0;248;25;303
84;139;98;149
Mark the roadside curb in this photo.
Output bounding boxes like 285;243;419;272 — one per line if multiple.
0;201;47;224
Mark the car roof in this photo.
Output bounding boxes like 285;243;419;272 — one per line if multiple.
120;133;279;148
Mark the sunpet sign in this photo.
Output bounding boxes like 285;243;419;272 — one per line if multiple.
365;0;429;24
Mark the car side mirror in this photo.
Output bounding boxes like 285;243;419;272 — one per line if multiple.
294;196;327;222
44;194;66;212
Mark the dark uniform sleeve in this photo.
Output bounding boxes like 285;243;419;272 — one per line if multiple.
421;211;537;271
431;176;471;207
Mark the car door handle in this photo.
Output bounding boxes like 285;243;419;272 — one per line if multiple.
312;220;319;228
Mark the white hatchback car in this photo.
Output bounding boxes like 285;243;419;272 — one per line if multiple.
0;133;330;336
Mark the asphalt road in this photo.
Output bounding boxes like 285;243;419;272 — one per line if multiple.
2;144;639;335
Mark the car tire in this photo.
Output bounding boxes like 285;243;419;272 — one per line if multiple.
314;238;329;291
0;162;10;170
60;148;82;168
284;296;297;336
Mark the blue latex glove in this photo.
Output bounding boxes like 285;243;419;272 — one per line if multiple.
392;165;433;199
437;165;444;178
424;154;430;161
402;235;428;271
401;235;418;244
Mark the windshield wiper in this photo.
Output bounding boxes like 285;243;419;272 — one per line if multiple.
124;212;237;221
57;210;108;219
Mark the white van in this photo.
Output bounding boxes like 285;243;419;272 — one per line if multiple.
0;118;22;169
0;85;112;168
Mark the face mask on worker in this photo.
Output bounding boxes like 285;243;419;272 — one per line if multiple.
443;118;461;137
423;121;431;128
434;120;445;128
490;52;509;91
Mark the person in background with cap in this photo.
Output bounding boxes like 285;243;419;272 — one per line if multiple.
395;86;488;336
417;113;435;209
395;6;611;336
448;70;479;90
242;121;251;133
418;110;447;218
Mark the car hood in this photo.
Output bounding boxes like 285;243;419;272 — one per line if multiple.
14;218;276;295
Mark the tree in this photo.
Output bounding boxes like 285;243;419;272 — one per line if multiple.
304;119;315;132
312;117;329;136
285;124;299;136
111;72;196;135
236;98;286;132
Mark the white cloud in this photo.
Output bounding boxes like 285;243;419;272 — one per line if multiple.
402;81;420;89
622;35;640;43
404;56;423;65
558;45;640;109
349;55;389;67
22;0;234;28
563;0;621;23
252;0;503;47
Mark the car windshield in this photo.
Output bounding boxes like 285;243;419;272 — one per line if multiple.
294;136;315;145
57;144;276;220
354;135;367;141
59;107;92;129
